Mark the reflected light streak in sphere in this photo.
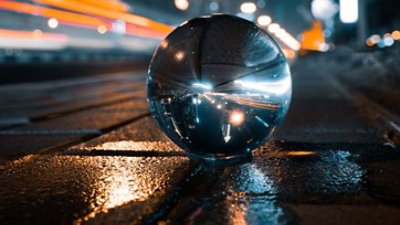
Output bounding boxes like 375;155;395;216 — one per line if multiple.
147;15;292;163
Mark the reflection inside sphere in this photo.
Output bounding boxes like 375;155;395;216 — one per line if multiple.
147;14;291;162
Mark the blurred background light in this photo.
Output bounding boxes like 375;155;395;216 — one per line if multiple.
275;28;286;38
383;36;394;47
97;25;107;34
257;15;272;27
311;0;338;21
392;31;400;40
369;34;381;44
256;0;266;8
47;18;59;29
268;23;280;33
34;0;173;33
240;2;257;14
0;0;398;68
340;0;358;23
0;29;67;50
174;0;189;11
209;2;219;11
377;40;386;48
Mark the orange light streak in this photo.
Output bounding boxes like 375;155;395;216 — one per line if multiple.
0;28;67;50
223;95;280;110
79;0;130;12
0;1;166;39
0;1;112;30
34;0;174;34
125;24;169;39
0;28;67;40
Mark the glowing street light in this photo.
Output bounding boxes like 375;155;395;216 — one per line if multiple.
339;0;358;23
240;2;257;14
311;0;338;21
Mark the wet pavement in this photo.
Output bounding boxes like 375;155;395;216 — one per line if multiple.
1;48;400;225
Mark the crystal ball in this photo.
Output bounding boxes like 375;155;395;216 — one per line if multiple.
147;14;291;163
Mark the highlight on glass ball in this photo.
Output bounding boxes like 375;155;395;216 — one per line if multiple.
147;14;292;164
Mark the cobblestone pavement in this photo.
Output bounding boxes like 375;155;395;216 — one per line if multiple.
0;50;399;225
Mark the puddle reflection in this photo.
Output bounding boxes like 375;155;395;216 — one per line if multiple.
255;145;365;195
316;150;364;192
224;164;290;225
220;148;365;224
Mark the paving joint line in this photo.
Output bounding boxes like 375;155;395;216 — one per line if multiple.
327;75;400;148
140;163;204;225
0;94;143;131
64;149;187;157
35;112;151;157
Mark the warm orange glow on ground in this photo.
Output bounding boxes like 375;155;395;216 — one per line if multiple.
76;141;181;152
286;151;316;156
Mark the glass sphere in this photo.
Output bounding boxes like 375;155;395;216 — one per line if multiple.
147;14;291;164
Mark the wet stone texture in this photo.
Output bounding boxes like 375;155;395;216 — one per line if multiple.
0;155;190;225
1;49;400;225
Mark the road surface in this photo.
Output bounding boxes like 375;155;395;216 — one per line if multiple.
0;47;399;225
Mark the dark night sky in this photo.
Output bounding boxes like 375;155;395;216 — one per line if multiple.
367;0;400;33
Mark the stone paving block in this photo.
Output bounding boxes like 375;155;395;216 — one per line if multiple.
0;134;85;160
0;155;190;225
362;160;400;202
273;68;385;144
0;82;141;107
0;88;145;123
2;100;149;132
163;142;400;225
68;117;184;155
0;72;146;122
0;72;145;104
0;101;150;160
0;93;140;125
274;100;384;144
1;50;399;225
322;48;400;116
285;204;400;225
0;87;144;113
